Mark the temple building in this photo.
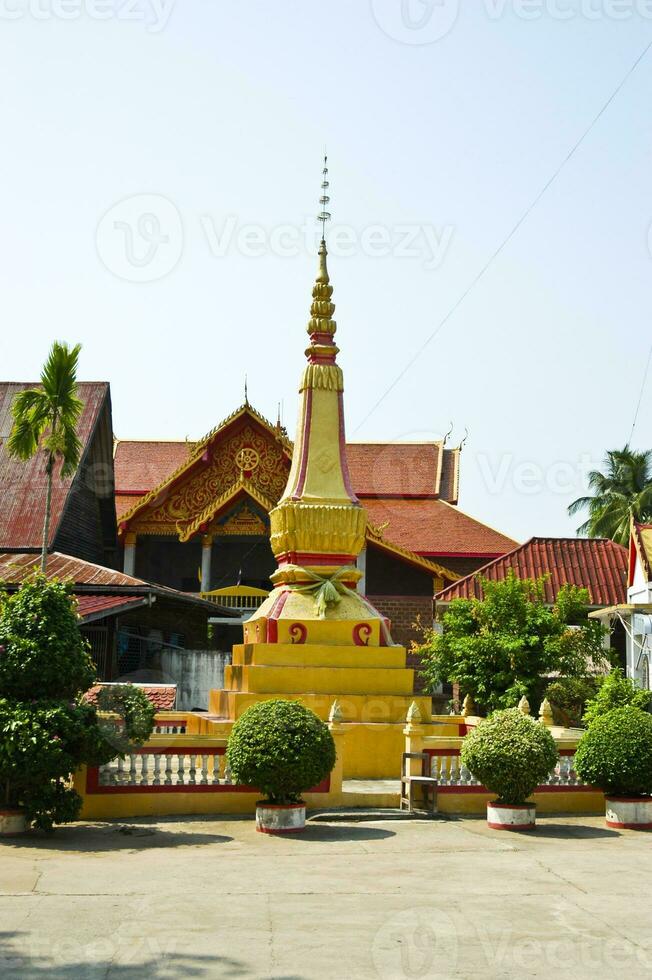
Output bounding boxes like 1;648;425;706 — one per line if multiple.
113;405;516;654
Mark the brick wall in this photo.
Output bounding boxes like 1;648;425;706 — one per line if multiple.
367;594;433;692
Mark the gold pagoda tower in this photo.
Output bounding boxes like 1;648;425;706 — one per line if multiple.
210;162;430;777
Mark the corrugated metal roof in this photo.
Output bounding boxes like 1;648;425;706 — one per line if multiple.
0;381;109;549
0;550;145;586
436;537;628;607
0;551;239;617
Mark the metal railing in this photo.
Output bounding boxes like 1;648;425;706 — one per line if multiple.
199;585;269;611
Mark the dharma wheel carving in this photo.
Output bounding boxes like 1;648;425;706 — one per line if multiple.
236;447;260;472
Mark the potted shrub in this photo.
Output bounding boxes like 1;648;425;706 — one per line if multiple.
226;699;336;834
461;708;558;830
574;705;652;829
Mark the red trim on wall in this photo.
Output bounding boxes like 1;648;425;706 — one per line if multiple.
424;747;577;758
266;590;290;644
436;785;599;795
277;552;356;567
628;535;637;588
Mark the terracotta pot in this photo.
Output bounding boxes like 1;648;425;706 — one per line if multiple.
605;796;652;830
0;809;27;836
255;802;306;835
487;802;536;831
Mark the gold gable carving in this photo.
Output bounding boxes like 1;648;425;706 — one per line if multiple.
129;423;289;536
214;504;267;537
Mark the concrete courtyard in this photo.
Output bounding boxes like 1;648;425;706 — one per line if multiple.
1;813;650;979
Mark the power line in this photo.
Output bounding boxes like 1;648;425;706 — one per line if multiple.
354;37;652;434
629;340;652;444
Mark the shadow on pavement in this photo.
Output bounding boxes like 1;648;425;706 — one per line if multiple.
0;932;293;980
519;823;620;840
290;824;396;842
0;823;233;852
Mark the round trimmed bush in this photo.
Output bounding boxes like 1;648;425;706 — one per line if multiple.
574;706;652;797
461;708;558;805
226;699;336;804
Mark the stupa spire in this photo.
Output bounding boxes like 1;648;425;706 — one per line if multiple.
269;157;366;571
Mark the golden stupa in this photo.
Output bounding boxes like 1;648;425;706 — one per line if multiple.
210;162;430;777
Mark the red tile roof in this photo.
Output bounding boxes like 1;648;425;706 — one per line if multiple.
346;443;459;501
76;594;148;622
84;683;177;710
113;440;191;493
111;408;517;563
435;537;628;607
0;382;109;549
362;497;518;557
113;437;460;504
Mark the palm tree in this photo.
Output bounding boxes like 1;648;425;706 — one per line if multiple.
8;342;84;572
568;446;652;545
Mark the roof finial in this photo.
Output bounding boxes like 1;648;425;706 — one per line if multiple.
318;152;331;244
244;374;249;406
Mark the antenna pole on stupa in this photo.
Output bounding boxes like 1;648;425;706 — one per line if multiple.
318;152;331;244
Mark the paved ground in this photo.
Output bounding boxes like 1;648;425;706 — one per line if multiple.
1;814;651;979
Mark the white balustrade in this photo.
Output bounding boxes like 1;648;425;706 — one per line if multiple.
97;748;229;789
427;751;587;789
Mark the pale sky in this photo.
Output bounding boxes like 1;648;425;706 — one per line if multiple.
1;0;651;543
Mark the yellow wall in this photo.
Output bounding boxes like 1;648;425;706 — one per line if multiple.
435;790;605;816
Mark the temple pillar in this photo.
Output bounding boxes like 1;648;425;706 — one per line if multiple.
201;534;213;591
123;532;137;576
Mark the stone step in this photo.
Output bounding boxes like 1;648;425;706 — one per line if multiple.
224;663;414;696
209;690;431;723
308;809;437;823
231;643;407;670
